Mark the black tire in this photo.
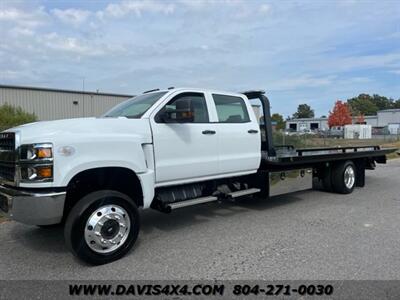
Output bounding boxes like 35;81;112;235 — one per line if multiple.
331;161;356;194
64;190;140;265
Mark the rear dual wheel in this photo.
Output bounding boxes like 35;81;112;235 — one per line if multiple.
64;190;140;265
323;160;356;194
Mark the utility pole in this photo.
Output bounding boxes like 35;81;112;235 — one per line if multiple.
82;77;85;118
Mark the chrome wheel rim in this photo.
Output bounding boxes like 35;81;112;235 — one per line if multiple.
84;205;131;253
344;165;355;189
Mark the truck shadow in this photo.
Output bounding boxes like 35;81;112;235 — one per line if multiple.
9;223;66;254
140;193;306;234
7;192;307;257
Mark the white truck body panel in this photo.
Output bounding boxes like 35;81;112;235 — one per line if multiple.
3;88;261;209
151;122;220;183
9;118;152;188
149;89;220;183
149;89;260;185
208;91;261;174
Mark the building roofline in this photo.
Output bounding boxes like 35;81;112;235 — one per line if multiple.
287;117;328;121
288;115;378;122
0;84;134;98
378;109;400;113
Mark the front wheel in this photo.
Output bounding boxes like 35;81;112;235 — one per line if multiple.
64;190;140;265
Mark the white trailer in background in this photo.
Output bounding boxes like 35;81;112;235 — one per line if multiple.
388;124;400;135
344;125;372;139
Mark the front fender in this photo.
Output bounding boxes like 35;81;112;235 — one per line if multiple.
58;160;147;187
54;139;149;187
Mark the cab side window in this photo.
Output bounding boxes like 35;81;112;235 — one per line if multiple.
212;94;250;123
157;92;209;123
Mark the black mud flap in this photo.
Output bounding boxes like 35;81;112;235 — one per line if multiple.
375;155;387;164
365;158;376;170
355;160;366;187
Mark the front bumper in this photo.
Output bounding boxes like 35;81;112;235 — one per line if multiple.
0;184;66;225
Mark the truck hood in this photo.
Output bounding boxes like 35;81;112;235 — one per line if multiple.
7;117;152;144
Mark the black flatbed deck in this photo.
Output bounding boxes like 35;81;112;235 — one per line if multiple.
242;90;398;172
261;145;397;171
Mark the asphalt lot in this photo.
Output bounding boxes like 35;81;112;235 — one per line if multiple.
0;159;399;280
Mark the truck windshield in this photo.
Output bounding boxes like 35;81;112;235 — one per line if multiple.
103;91;167;118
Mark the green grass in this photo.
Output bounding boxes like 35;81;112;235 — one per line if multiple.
379;141;400;159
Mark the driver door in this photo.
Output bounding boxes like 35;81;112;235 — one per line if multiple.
150;92;218;185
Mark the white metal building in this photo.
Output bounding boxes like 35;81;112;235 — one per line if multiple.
1;85;266;122
285;112;399;131
0;85;134;121
286;117;330;131
377;109;400;127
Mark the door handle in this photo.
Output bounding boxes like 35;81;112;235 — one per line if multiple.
248;129;258;134
202;130;216;135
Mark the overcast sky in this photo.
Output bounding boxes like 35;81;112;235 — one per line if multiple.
0;0;399;117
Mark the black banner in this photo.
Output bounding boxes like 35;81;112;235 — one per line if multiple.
0;280;400;299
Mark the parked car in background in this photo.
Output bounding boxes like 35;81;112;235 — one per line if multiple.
284;129;297;136
285;129;317;136
328;128;344;138
298;129;317;136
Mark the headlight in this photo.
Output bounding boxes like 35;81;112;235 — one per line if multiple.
20;165;53;181
20;143;53;161
18;143;53;182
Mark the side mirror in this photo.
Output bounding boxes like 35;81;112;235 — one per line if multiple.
159;100;194;123
159;108;194;123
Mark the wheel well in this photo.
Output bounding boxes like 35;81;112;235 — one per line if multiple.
63;167;143;220
314;159;366;190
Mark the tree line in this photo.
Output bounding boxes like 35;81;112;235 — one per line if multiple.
0;103;37;131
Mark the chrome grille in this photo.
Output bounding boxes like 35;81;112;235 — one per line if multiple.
0;163;15;182
0;132;15;152
0;132;16;183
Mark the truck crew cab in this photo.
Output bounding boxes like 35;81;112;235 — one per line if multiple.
0;88;396;265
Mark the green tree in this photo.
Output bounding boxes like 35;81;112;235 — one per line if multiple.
347;94;378;116
347;93;398;115
292;104;314;119
0;103;37;131
371;94;394;110
271;113;285;130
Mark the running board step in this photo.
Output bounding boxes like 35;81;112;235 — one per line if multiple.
165;188;261;211
228;188;261;198
167;196;218;210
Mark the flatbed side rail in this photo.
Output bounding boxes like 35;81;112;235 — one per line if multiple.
261;147;396;171
296;145;380;157
274;145;295;150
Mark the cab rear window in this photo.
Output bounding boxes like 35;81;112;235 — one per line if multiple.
212;94;250;123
